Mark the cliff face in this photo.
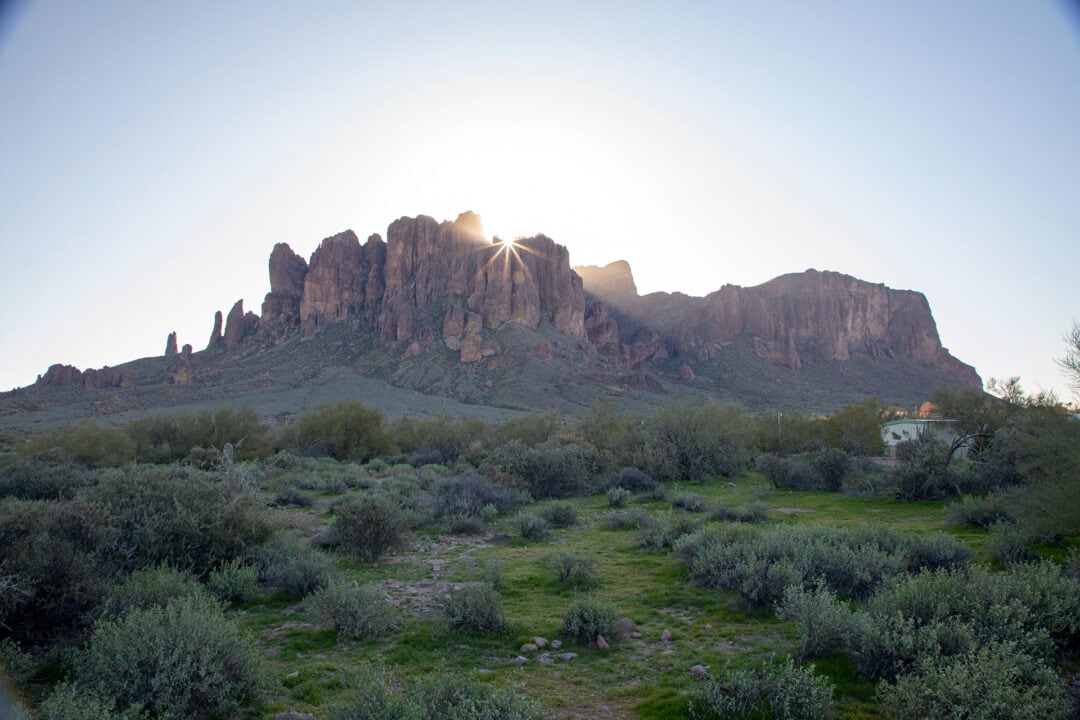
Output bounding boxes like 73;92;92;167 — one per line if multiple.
575;261;980;386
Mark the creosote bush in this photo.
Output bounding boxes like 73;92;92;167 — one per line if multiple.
480;441;591;499
539;501;578;528
308;581;394;639
250;535;335;596
607;466;657;492
207;557;260;604
326;496;406;562
74;595;263;719
99;564;210;619
689;658;833;720
548;552;598;588
284;401;392;461
441;583;506;633
606;486;632;507
563;595;617;643
640;403;755;481
776;583;866;660
517;513;551;541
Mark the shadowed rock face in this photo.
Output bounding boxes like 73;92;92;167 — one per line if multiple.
260;243;308;333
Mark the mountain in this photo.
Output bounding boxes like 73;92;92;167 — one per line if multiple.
1;212;980;431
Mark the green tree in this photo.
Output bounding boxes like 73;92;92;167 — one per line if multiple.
930;386;1006;466
1056;319;1080;398
823;399;886;456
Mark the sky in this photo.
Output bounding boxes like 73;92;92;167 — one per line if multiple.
1;1;1078;399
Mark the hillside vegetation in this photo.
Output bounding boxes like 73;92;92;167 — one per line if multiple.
1;392;1078;719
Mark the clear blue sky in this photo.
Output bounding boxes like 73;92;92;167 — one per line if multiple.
1;1;1078;399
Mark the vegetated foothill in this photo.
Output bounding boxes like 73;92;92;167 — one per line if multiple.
1;391;1078;720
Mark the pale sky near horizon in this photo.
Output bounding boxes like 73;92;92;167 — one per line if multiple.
1;1;1078;400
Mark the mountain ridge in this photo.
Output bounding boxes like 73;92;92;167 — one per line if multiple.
2;211;980;430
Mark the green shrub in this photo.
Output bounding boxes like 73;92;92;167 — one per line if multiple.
284;401;392;461
99;564;210;618
491;411;563;448
444;513;485;534
776;583;866;660
757;450;851;491
689;658;833;720
876;644;1067;720
603;510;638;530
441;583;505;633
207;557;259;604
947;494;1015;528
73;594;262;718
517;513;551;541
540;501;578;528
430;474;526;521
640;403;755;481
83;464;270;575
272;488;315;507
478;503;499;522
18;420;137;469
127;406;271;464
480;441;591;499
38;683;133;720
250;535;335;596
0;497;118;637
326;665;549;720
606;486;632;507
326;497;405;562
0;450;92;500
548;553;598;588
308;581;394;639
0;637;32;686
823;398;885;456
390;414;488;465
563;595;617;643
607;466;657;492
671;490;705;512
987;521;1038;564
636;512;698;549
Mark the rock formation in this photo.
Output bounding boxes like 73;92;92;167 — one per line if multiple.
223;299;259;347
260;243;308;335
165;332;178;356
207;310;223;349
35;363;132;389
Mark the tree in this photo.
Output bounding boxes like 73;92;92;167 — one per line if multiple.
1057;319;1080;397
929;386;1005;466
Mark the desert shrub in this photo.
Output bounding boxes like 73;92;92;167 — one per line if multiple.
517;513;551;541
38;684;133;720
0;450;93;500
889;434;964;500
249;535;335;596
671;490;705;511
0;497;118;638
823;398;885;456
573;400;645;471
0;637;32;686
127;406;271;464
603;509;638;530
272;488;315;507
441;583;505;633
18;420;136;469
754;411;826;456
326;665;549;720
987;521;1038;564
756;451;850;492
689;658;833;720
947;493;1015;528
479;503;499;522
444;513;485;534
491;411;563;448
325;496;405;562
539;501;578;528
563;596;617;643
858;562;1080;678
284;401;392;461
607;486;632;507
82;464;270;575
430;474;526;520
640;403;755;481
876;644;1067;720
607;466;657;492
308;581;394;639
738;501;770;523
482;558;502;591
675;523;969;608
480;441;591;499
73;594;263;719
548;553;598;588
636;512;698;549
390;415;488;465
776;583;866;660
207;557;260;604
99;564;210;618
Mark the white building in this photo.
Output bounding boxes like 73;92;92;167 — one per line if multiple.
881;418;965;459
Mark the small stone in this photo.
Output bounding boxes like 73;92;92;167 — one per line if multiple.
285;671;300;679
661;629;672;642
596;634;610;649
520;643;538;653
630;632;642;639
550;639;562;649
690;665;709;681
512;656;528;665
615;617;638;638
557;652;578;660
538;653;553;664
533;636;548;648
704;624;712;629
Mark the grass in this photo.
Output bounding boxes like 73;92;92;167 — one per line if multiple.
219;471;994;719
